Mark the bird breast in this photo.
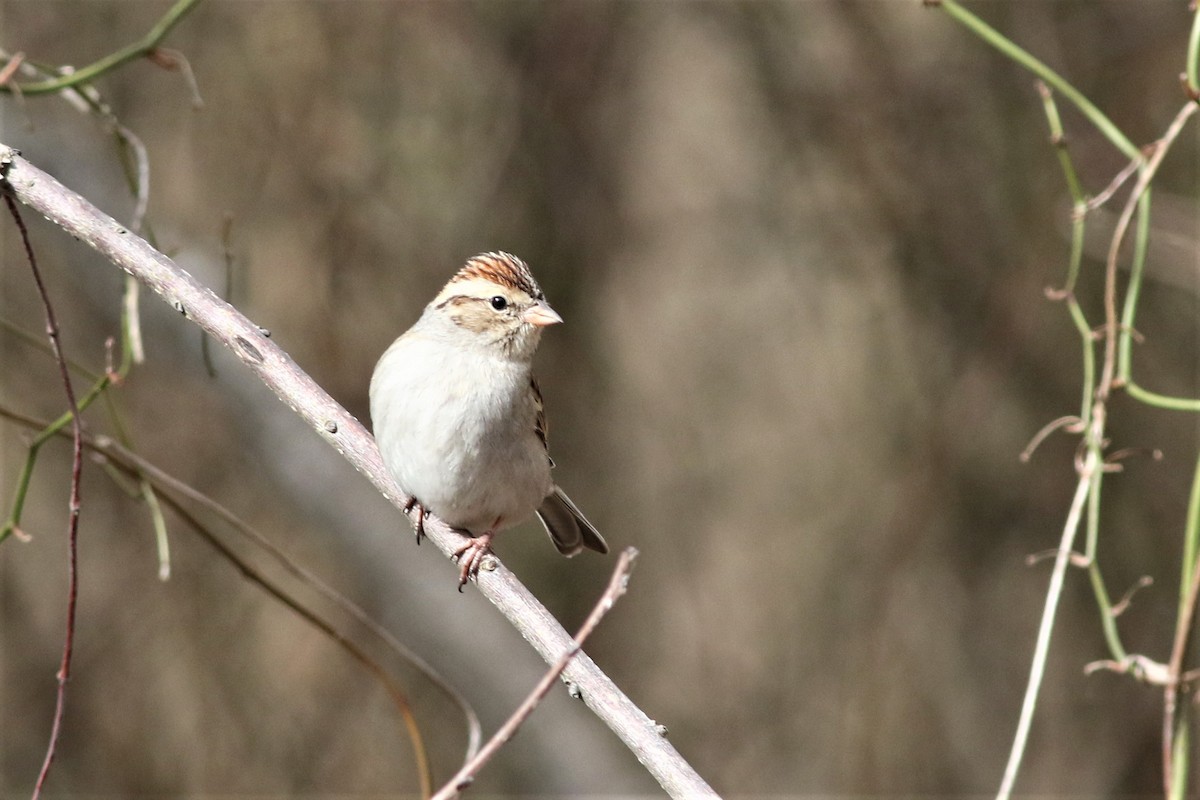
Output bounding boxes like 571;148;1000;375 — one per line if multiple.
370;332;552;533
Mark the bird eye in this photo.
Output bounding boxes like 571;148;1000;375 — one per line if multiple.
490;296;508;311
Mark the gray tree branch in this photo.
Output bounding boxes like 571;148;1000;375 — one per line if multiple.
0;143;718;799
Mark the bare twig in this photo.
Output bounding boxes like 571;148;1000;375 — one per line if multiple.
432;547;639;800
997;447;1097;800
1085;655;1171;685
1085;156;1142;212
1024;548;1089;568
1104;447;1162;466
145;47;204;108
1110;575;1153;618
1019;415;1084;462
5;194;85;800
0;52;25;86
0;145;718;799
1098;102;1198;404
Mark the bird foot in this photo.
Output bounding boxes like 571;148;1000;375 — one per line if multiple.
451;531;495;591
404;497;427;544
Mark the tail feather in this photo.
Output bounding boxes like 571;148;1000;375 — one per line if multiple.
536;487;609;557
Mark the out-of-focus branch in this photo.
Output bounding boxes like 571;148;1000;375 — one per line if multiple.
0;144;719;800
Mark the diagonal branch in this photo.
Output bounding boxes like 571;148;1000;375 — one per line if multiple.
0;144;718;800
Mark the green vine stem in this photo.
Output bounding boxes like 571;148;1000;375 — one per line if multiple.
1;371;113;543
0;280;166;570
1036;82;1127;662
1117;191;1153;384
1036;81;1094;424
1036;81;1084;207
1168;449;1200;795
0;0;202;96
932;0;1140;161
1111;100;1200;410
1181;453;1200;624
1171;717;1189;800
1187;4;1200;98
1084;462;1127;661
0;43;174;562
923;4;1196;798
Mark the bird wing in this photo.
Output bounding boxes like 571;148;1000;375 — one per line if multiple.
530;376;554;468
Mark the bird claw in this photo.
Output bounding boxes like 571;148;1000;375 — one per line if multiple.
404;497;427;544
451;532;495;591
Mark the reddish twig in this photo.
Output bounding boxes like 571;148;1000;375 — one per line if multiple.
0;52;25;86
431;547;639;800
1110;575;1153;618
1099;102;1198;405
1019;415;1085;462
1084;155;1141;212
4;194;85;800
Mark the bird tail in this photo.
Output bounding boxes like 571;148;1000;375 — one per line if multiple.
536;487;609;557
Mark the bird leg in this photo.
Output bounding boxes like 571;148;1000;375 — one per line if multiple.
404;496;427;544
451;530;495;591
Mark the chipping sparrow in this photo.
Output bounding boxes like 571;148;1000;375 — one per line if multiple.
370;252;609;589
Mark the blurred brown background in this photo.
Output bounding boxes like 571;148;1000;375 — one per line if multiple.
1;1;1198;796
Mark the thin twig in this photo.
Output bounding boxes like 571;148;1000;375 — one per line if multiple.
1110;575;1153;618
5;194;85;800
432;547;639;800
1085;156;1142;212
146;47;204;108
997;447;1098;800
0;52;25;86
1085;654;1171;685
1101;101;1198;401
1019;415;1084;462
1024;548;1089;568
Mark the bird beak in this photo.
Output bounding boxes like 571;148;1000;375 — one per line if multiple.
523;301;563;327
